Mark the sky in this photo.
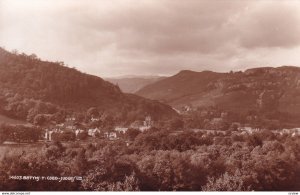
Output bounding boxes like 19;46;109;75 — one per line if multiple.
1;0;300;77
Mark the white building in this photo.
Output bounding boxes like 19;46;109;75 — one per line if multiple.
139;126;151;132
44;128;63;141
280;128;300;136
66;117;76;121
75;129;85;136
104;132;117;140
91;117;100;122
115;127;128;134
88;128;101;137
238;126;259;134
143;116;153;126
138;116;153;132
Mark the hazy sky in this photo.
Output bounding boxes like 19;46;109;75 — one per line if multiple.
1;0;300;77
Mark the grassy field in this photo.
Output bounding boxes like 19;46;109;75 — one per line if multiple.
0;114;29;125
0;143;44;160
0;140;94;161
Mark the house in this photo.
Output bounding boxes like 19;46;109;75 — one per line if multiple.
44;128;63;141
200;111;209;117
191;129;226;135
139;126;151;132
139;116;153;132
66;117;76;121
291;128;300;136
91;117;100;122
280;128;300;136
75;129;85;136
183;105;192;112
239;126;252;132
130;120;143;129
115;127;128;134
88;128;101;137
44;129;53;141
56;123;64;127
289;128;300;137
104;132;117;140
130;116;153;132
211;118;223;124
221;112;228;118
143;116;153;127
207;118;224;129
238;126;259;134
65;125;76;130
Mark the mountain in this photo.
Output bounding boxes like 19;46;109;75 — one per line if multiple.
136;70;225;104
105;76;165;93
136;67;300;126
0;47;177;124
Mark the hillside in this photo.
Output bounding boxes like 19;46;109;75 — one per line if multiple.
105;76;165;93
136;67;300;126
136;70;225;103
0;47;177;124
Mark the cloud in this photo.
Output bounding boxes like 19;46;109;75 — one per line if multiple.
72;0;249;55
1;0;300;77
237;1;300;49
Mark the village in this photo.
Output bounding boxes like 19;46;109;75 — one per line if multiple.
43;115;154;142
43;113;300;143
2;109;300;146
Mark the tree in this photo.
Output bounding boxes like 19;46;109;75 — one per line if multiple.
221;122;230;131
109;172;140;191
11;49;19;55
125;128;141;141
77;131;88;141
33;114;47;126
52;131;76;142
51;110;66;123
87;107;99;118
229;123;239;131
73;148;87;175
29;53;38;60
8;125;41;143
166;118;184;131
101;114;115;131
202;170;246;191
247;134;263;147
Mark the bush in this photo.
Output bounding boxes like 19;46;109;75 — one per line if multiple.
52;131;76;142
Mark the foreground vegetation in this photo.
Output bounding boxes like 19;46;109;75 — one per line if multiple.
0;128;299;191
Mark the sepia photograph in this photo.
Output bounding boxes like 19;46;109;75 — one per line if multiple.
0;0;300;193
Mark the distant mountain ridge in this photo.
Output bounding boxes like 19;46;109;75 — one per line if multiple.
105;76;165;93
136;66;300;126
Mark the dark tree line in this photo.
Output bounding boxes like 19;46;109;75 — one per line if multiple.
0;126;299;191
